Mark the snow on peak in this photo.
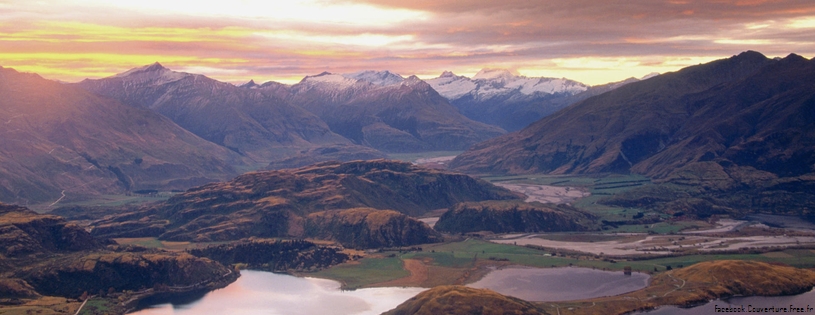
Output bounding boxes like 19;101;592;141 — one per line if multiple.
641;72;660;80
111;62;189;85
427;68;588;101
300;72;358;90
473;68;518;81
114;62;169;78
342;70;404;86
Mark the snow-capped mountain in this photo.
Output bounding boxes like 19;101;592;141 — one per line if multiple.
285;71;505;153
427;69;588;102
75;63;382;165
425;69;642;131
342;70;404;86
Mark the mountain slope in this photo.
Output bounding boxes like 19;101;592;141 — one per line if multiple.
284;73;505;152
451;51;815;216
75;63;382;165
0;66;242;205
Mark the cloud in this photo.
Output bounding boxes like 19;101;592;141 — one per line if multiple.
0;0;814;85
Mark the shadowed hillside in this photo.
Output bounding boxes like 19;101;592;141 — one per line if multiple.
434;200;594;234
452;51;815;217
0;66;243;205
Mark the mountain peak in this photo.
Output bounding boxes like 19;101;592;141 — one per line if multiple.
641;72;660;80
343;70;404;86
440;71;456;78
732;50;769;63
113;62;172;78
239;79;259;89
473;68;518;80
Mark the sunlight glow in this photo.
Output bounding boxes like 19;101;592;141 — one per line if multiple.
786;16;815;28
74;0;429;27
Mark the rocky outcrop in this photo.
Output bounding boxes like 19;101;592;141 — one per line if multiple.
305;208;442;249
16;250;235;299
434;200;592;234
0;203;238;306
0;203;103;260
383;285;546;315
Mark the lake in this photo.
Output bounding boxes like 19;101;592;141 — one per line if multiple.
128;270;426;315
640;289;815;314
467;266;650;301
130;266;651;314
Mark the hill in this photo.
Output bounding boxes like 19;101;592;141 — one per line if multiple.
434;200;594;234
0;202;236;313
383;285;546;315
451;51;815;216
0;66;243;205
559;260;815;315
89;160;521;243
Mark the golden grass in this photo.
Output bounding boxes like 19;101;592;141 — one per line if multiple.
383;286;545;315
0;296;80;315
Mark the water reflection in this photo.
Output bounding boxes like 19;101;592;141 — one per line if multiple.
468;266;650;301
129;270;426;315
641;289;815;314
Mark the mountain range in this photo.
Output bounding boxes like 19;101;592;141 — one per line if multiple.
75;63;382;165
283;72;505;152
425;69;646;131
4;61;623;205
451;51;815;217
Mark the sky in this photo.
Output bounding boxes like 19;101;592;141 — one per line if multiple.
1;0;814;85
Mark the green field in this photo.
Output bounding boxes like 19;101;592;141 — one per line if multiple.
309;239;815;288
307;256;409;289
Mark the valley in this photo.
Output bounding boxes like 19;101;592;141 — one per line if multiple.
1;51;814;315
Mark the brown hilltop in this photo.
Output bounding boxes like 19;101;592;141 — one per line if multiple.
0;203;103;260
556;260;815;315
383;285;546;315
91;160;521;245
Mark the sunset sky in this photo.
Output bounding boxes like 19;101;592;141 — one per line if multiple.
1;0;814;85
